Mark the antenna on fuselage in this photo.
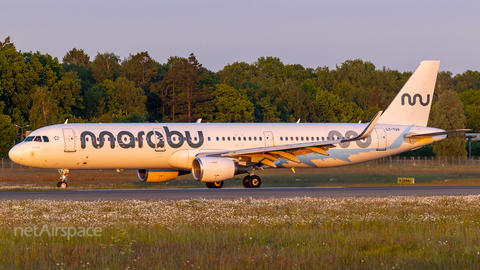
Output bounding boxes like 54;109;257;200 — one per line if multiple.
296;118;301;124
64;119;69;124
196;118;202;123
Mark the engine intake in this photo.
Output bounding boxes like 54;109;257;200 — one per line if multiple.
192;157;247;182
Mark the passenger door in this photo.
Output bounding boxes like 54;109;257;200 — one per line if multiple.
62;128;76;152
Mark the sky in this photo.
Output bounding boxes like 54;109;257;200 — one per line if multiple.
1;0;479;75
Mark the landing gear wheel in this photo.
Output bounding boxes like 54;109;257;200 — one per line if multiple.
248;175;261;188
206;181;224;188
57;169;69;188
243;175;251;188
57;181;68;189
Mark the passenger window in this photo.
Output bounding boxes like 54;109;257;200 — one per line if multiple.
301;137;304;141
290;137;293;141
42;136;49;142
24;136;34;142
228;137;230;141
243;137;246;141
306;137;309;141
254;137;257;141
296;137;299;141
216;137;219;141
249;137;252;141
233;137;236;141
222;137;225;141
259;137;262;141
208;137;211;141
285;137;288;141
238;137;241;141
86;138;89;142
280;137;283;141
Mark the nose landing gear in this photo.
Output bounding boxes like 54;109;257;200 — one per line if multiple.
57;169;69;188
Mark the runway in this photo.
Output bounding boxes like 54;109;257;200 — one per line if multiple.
1;186;480;201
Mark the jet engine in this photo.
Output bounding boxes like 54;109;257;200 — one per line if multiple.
137;169;182;182
192;157;247;182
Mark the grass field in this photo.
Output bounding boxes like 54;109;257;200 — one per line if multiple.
3;160;480;268
1;160;480;190
2;196;480;269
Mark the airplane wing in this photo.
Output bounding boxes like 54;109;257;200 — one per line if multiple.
198;111;383;167
405;129;471;139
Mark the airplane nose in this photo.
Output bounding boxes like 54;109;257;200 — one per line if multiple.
9;145;25;163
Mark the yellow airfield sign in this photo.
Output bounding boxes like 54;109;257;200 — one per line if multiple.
398;178;415;184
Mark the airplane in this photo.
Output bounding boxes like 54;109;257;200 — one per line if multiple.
8;60;468;189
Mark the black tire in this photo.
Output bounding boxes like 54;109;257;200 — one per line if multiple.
243;175;251;188
212;181;223;188
57;181;68;189
206;181;223;188
248;175;261;188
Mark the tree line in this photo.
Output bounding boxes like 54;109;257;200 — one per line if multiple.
1;36;479;158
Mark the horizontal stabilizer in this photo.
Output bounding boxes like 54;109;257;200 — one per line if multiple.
405;129;471;139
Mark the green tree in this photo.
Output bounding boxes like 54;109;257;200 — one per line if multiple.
83;84;106;119
62;48;90;67
122;51;158;88
257;95;281;122
0;102;16;157
310;90;363;123
430;90;467;156
163;54;210;122
101;79;120;115
452;70;480;93
219;62;257;88
28;86;59;129
459;89;480;132
114;77;147;116
0;37;35;120
202;84;254;123
52;71;82;116
92;52;121;83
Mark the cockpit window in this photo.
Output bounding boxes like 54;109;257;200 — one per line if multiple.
24;136;34;142
34;136;42;142
42;136;49;142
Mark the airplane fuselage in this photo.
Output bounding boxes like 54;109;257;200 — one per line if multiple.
9;122;445;170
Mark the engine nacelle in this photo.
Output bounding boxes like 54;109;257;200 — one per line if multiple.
192;157;247;182
137;169;179;182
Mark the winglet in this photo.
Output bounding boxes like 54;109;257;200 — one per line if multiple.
343;111;382;142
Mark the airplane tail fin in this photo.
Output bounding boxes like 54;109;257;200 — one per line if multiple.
378;60;440;127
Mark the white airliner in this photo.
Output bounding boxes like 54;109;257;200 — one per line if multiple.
8;61;468;188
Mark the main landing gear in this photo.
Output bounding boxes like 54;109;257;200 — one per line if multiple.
57;169;69;189
243;175;261;188
205;181;224;188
